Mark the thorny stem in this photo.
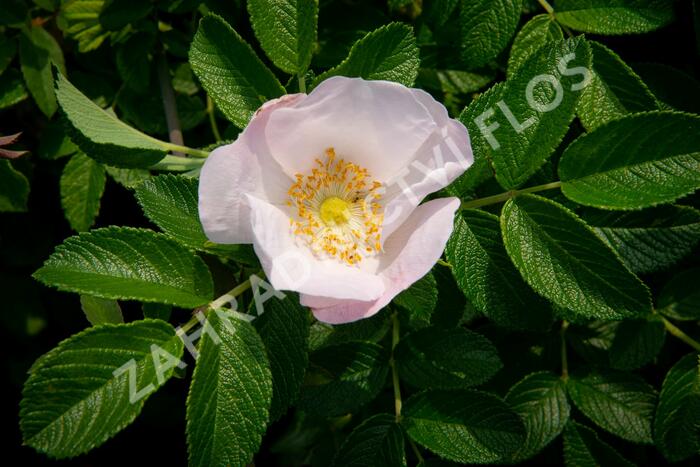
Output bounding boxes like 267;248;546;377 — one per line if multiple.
560;320;569;380
207;95;222;142
157;52;184;155
662;316;700;352
460;181;562;210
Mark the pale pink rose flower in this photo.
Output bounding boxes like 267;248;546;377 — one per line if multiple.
199;76;473;324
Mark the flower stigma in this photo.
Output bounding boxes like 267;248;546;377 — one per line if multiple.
287;148;383;265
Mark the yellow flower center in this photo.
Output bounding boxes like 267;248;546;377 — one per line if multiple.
319;196;351;225
287;148;383;265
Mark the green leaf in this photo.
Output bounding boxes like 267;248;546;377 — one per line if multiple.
247;0;318;74
507;14;563;78
470;37;591;189
117;86;206;135
577;41;659;130
634;63;700;114
186;310;272;467
609;316;665;370
308;311;391;351
416;68;494;95
298;341;389;416
80;295;123;325
393;272;438;326
142;302;172;321
653;353;700;462
505;372;570;462
559;111;700;210
446;209;552;330
0;159;29;212
60;152;106;232
567;368;657;443
99;0;152;30
554;0;675;35
447;83;504;196
54;70;169;168
563;421;636;467
460;0;522;69
33;227;214;308
313;22;419;87
253;294;310;422
0;0;27;26
189;14;285;129
395;327;502;389
172;63;199;96
431;265;469;328
402;389;525;463
105;166;150;189
57;0;109;53
424;0;460;26
566;320;618;363
0;68;29;109
331;413;407;467
134;174;206;249
0;35;17;75
586;205;700;274
115;32;153;94
37;119;78;159
658;268;700;321
133;174;247;259
19;25;65;117
20;319;184;458
501;194;651;320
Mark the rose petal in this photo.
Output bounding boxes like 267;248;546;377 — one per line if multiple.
198;94;304;244
381;88;473;239
265;76;437;183
246;194;385;301
308;197;460;324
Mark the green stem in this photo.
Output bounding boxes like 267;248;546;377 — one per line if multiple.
210;279;252;310
460;181;562;210
408;437;425;464
437;259;453;269
206;95;222;142
179;315;201;334
560;320;569;380
388;311;424;461
178;279;253;332
298;73;307;93
389;312;402;421
537;0;555;15
150;155;205;171
662;316;700;352
161;142;210;159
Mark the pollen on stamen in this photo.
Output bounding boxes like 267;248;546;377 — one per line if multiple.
287;147;384;265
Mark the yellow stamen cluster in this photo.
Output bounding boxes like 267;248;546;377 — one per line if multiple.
287;148;383;265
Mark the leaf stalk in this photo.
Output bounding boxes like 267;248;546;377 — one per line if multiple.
389;312;402;420
662;316;700;352
460;181;562;210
